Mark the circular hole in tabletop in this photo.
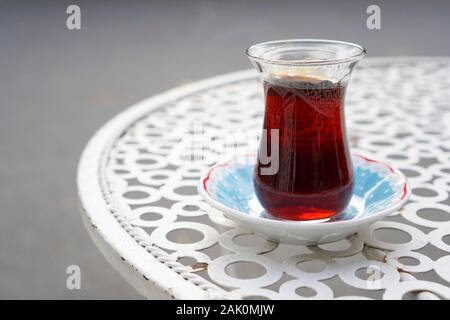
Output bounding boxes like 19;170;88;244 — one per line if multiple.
167;228;204;244
141;212;163;221
398;257;420;267
129;206;176;227
137;169;175;186
233;234;266;248
162;180;202;201
144;131;163;138
225;261;267;280
378;149;420;165
171;201;207;217
169;250;211;268
136;158;157;165
295;287;316;298
121;186;161;205
160;144;172;150
182;204;200;212
178;167;202;178
174;185;198;196
176;165;204;178
372;140;394;147
132;153;167;170
296;260;326;274
386;154;408;160
417;208;450;222
354;119;372;125
373;228;412;244
152;174;168;180
412;188;438;197
188;107;204;113
177;256;197;266
136;169;176;186
123;190;148;200
114;168;132;175
410;183;448;202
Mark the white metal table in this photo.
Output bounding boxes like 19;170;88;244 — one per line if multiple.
78;57;450;300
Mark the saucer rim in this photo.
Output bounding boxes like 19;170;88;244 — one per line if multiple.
198;153;411;230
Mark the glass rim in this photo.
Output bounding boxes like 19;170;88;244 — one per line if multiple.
246;39;366;66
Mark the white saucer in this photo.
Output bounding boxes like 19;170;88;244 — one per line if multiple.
198;154;410;245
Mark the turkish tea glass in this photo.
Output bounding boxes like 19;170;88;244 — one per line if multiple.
247;39;366;221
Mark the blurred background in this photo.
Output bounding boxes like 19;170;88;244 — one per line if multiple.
1;0;449;299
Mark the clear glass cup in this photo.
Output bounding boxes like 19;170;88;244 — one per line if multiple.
246;39;366;221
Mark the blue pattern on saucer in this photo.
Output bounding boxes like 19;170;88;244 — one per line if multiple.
203;154;407;222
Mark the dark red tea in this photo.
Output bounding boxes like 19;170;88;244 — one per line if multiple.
254;75;354;220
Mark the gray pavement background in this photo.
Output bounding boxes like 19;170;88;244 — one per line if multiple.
1;0;449;299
